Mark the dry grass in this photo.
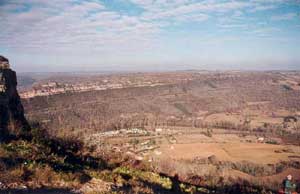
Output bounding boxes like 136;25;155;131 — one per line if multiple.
157;141;300;164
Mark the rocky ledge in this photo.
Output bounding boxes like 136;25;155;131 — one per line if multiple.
0;55;30;141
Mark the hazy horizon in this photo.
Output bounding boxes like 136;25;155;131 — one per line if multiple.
1;0;300;72
16;67;300;74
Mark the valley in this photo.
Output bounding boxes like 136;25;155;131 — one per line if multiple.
18;70;300;192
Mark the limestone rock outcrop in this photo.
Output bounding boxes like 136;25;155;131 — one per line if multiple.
0;55;30;141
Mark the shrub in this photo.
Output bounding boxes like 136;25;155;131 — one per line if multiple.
265;139;279;145
282;84;292;91
114;166;172;189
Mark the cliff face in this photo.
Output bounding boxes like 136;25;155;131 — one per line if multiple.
0;56;30;141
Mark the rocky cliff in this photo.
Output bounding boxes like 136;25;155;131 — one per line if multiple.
0;55;30;141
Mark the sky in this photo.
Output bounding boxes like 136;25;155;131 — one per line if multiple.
0;0;300;72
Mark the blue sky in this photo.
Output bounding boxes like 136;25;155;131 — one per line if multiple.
0;0;300;72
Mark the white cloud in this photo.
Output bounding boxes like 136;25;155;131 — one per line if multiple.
249;4;277;12
0;0;161;55
271;13;297;21
218;23;248;29
177;13;209;22
68;1;104;12
248;27;281;37
0;0;299;70
140;1;252;21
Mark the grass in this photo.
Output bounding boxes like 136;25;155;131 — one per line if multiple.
0;127;283;193
0;128;178;193
0;127;109;189
113;166;172;190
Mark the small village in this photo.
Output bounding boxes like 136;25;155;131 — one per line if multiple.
84;125;296;167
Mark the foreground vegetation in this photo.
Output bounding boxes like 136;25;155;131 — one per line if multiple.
0;126;284;194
